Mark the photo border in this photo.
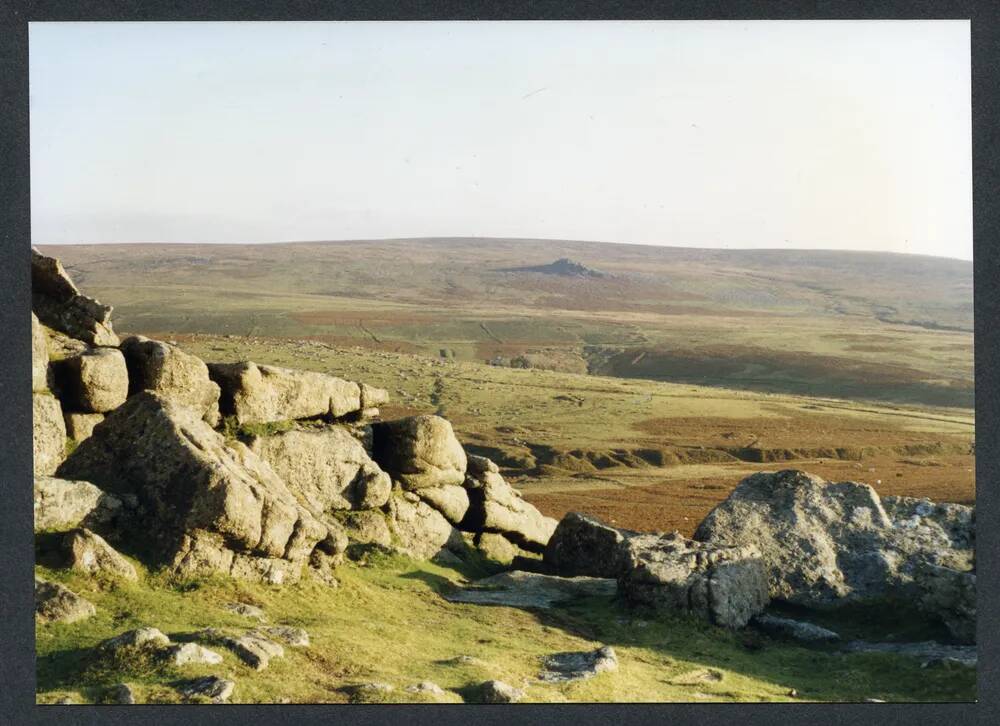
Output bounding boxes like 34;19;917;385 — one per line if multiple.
1;2;996;724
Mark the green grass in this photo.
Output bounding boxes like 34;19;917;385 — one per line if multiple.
36;551;975;704
220;416;298;443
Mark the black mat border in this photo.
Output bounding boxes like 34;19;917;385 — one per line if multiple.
1;2;997;724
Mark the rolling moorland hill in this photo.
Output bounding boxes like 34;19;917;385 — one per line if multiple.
41;238;974;409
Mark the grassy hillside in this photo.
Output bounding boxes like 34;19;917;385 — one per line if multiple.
36;549;975;704
40;239;974;408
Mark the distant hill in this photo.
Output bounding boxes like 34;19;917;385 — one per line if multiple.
500;258;606;278
38;238;974;408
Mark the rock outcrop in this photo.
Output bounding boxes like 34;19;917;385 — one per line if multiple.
693;470;975;617
209;361;360;425
34;476;122;531
57;392;327;583
31;249;119;346
371;415;467;490
33;393;66;476
121;335;221;425
247;426;391;513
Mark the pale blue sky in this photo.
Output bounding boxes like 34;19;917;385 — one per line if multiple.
30;20;972;259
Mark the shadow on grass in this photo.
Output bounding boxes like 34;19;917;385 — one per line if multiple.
433;576;975;703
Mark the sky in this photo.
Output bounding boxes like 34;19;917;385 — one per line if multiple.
29;20;972;260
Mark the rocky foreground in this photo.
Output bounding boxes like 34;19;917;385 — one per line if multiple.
31;249;976;703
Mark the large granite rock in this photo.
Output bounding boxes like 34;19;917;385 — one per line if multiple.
371;415;467;490
33;392;66;476
209;361;361;425
57;392;327;583
32;312;49;391
64;528;138;581
34;476;122;531
544;511;635;578
416;484;470;525
51;347;129;413
31;249;119;346
459;455;557;553
694;470;975;610
120;336;221;425
619;532;769;628
35;577;96;624
247;426;390;513
385;492;464;560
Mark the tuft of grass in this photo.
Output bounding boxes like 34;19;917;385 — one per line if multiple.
220;416;297;442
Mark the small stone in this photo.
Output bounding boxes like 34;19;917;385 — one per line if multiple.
480;679;524;704
405;681;446;696
206;630;284;671
256;625;309;647
538;645;618;683
752;614;840;642
223;602;267;621
165;642;224;666
99;627;170;653
787;689;798;698
179;676;236;703
108;683;136;704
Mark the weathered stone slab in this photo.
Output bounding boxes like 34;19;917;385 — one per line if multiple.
445;571;617;609
209;361;361;425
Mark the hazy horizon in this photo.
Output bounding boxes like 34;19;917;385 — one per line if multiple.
30;21;972;260
36;235;974;263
